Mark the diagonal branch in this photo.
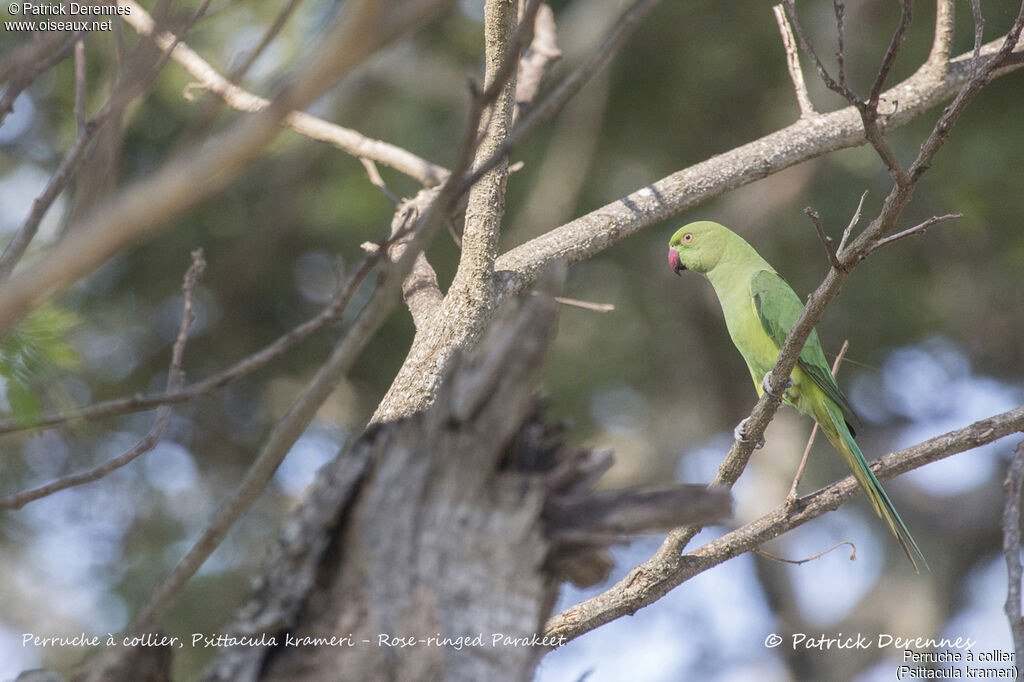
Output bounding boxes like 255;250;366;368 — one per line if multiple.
514;3;561;123
0;250;205;510
0;4;209;281
869;212;961;251
544;2;1024;641
122;0;448;187
0;31;82;124
0;0;454;338
493;34;1024;298
867;0;913;110
804;207;843;270
0;246;380;435
773;4;815;118
546;403;1024;641
387;188;445;329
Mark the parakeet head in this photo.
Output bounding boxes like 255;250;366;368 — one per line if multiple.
668;220;737;275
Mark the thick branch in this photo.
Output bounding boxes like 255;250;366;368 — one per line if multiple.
110;50;489;662
448;0;520;312
373;0;662;423
493;36;1024;297
926;0;956;78
1004;441;1024;660
546;404;1024;641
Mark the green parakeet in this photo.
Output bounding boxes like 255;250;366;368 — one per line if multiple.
667;220;926;571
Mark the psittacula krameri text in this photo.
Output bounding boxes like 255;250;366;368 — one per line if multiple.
668;220;926;571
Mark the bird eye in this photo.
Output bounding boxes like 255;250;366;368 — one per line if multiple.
682;233;694;243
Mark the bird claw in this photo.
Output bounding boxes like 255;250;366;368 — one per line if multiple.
761;371;793;399
734;417;765;449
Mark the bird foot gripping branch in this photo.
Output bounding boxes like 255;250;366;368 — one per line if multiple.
733;417;766;450
761;370;793;400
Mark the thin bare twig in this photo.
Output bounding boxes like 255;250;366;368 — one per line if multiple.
74;38;87;132
0;32;82;125
783;0;911;185
773;4;815;118
867;0;913;110
229;0;304;81
178;0;307;147
514;3;562;123
552;296;614;313
0;110;106;281
834;0;847;90
837;190;867;254
0;2;211;282
786;339;849;505
1004;440;1024;660
0;251;205;510
870;213;961;251
908;3;1024;184
526;292;615;313
360;158;401;205
804;207;843;270
968;0;985;81
782;0;855;101
0;231;394;436
754;540;855;565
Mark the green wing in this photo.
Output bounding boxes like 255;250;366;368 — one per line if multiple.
749;270;859;427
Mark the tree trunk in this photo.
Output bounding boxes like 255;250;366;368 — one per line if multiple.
204;276;562;682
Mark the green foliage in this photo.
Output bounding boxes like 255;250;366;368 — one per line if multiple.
0;304;80;421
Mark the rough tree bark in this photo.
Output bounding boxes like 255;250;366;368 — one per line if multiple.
209;276;562;682
191;273;728;682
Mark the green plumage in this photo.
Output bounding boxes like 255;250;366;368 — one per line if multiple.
668;220;926;571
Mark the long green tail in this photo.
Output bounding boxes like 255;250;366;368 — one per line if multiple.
818;400;928;572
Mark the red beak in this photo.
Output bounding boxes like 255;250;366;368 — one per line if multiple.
668;248;685;275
